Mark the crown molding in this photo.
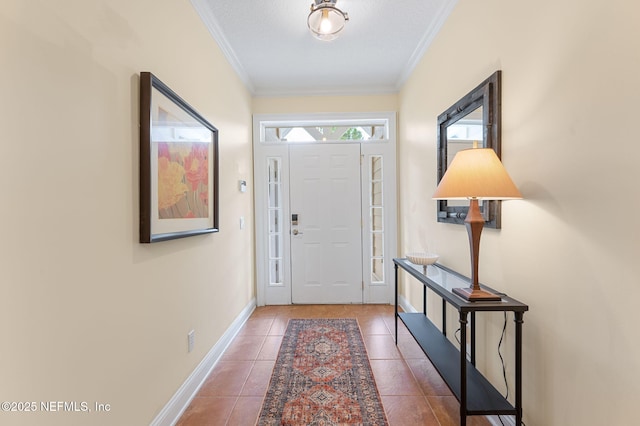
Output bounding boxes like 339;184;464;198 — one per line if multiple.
189;0;255;94
395;0;459;90
253;84;399;98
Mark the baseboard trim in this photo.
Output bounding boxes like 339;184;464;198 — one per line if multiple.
398;294;417;313
487;415;516;426
150;298;257;426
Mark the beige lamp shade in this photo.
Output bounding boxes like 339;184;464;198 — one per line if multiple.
433;148;522;200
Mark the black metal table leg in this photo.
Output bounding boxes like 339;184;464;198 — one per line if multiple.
423;282;427;316
470;312;476;366
459;311;468;426
442;299;447;337
394;263;398;345
515;312;524;425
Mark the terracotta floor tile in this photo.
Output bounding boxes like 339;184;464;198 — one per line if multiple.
197;361;253;397
175;396;236;426
241;360;275;396
427;395;492;426
384;314;411;336
370;359;423;396
302;304;352;318
273;304;311;318
220;334;265;361
363;334;401;359
227;396;264;426
257;335;283;360
405;357;453;397
396;332;429;359
267;316;289;335
238;317;274;336
250;306;279;318
358;315;392;335
176;305;492;425
381;395;440;426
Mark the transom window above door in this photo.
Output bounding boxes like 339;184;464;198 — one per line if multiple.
259;117;390;143
264;125;386;142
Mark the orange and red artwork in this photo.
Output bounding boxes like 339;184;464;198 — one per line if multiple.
157;141;209;219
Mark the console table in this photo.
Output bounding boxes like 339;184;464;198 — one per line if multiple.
393;258;528;425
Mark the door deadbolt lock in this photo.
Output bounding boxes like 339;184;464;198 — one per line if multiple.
291;214;299;225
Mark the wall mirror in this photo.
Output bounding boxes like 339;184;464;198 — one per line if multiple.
436;70;503;228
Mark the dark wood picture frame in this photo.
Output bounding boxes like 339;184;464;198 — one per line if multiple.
139;72;219;243
436;71;502;228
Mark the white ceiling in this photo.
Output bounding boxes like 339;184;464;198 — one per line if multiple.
190;0;457;97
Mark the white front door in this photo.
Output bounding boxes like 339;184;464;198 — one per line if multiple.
289;144;363;304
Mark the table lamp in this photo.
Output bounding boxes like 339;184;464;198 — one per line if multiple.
432;145;522;301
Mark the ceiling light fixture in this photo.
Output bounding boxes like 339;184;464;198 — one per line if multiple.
307;0;349;41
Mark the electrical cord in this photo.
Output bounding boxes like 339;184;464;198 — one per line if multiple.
497;416;526;426
499;311;509;400
458;313;509;399
496;312;509;426
496;312;527;426
457;314;526;425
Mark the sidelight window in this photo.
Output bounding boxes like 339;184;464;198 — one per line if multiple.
370;155;384;284
267;157;283;286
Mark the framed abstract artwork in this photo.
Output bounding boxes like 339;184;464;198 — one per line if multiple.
139;72;219;243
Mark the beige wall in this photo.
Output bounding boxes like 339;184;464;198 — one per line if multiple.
0;1;253;425
399;0;640;424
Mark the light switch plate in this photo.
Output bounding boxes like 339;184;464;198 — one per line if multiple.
187;330;195;353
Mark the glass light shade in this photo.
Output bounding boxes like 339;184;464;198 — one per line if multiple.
308;0;348;41
432;148;522;200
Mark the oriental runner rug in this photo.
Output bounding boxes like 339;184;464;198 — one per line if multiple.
258;318;388;426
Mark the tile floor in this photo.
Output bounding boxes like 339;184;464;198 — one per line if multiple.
176;304;491;426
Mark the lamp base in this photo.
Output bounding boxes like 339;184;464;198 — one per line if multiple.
453;287;502;302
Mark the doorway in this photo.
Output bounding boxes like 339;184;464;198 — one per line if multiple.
253;113;397;306
289;143;362;303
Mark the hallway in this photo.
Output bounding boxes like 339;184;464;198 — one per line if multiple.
177;304;491;425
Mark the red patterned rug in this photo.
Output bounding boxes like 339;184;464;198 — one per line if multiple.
258;318;388;425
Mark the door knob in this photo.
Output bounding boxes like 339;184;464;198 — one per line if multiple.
292;229;303;235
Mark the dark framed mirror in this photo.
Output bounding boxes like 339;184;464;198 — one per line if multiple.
436;70;503;228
